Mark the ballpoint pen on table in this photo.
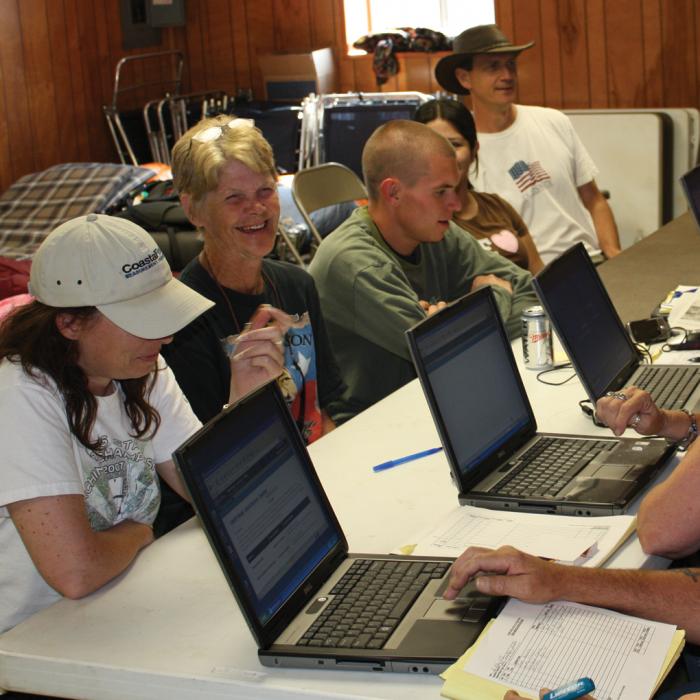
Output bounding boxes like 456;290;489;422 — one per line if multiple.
372;447;443;473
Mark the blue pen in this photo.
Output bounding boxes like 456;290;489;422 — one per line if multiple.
372;447;443;473
542;677;595;700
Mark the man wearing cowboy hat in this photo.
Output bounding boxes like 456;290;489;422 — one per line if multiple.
435;24;621;264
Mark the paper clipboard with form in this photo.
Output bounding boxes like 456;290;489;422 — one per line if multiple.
440;599;685;700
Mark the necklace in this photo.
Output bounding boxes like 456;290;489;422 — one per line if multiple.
200;250;281;333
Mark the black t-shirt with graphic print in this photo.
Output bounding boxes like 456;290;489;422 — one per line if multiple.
156;257;345;536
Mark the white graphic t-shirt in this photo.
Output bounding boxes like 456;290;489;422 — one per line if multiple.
0;358;201;633
473;105;600;263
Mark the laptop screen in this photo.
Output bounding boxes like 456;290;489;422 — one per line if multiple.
411;289;532;481
176;385;342;629
681;163;700;231
323;102;424;177
534;244;638;399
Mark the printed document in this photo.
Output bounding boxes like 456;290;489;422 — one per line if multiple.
397;505;635;566
448;599;681;700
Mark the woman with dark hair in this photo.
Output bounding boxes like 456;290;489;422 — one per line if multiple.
414;98;544;274
0;214;284;634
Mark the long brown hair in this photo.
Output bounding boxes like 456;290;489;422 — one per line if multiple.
0;301;161;454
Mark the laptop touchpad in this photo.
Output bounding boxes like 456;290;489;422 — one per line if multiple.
424;599;471;621
587;463;637;480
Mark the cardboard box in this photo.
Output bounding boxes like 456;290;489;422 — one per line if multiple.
258;47;336;101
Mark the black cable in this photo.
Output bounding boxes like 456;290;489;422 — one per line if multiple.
535;362;576;386
578;399;607;427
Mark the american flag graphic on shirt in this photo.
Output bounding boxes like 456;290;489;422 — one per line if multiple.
508;160;551;192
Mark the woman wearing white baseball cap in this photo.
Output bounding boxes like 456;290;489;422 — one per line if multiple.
0;214;284;634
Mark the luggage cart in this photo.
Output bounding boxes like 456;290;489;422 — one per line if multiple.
103;50;184;165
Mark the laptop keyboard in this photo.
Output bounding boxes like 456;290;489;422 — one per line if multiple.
493;437;614;498
298;559;451;650
635;366;700;410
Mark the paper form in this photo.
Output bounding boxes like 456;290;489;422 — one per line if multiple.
666;285;700;329
463;600;677;700
396;505;635;565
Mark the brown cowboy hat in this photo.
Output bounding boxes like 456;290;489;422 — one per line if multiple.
435;24;534;95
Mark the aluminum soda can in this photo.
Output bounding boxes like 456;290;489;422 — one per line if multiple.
522;306;553;370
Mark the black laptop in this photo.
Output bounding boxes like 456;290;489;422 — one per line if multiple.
405;286;673;516
533;242;700;412
681;163;700;231
173;381;501;674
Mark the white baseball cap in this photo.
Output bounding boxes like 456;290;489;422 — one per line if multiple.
29;214;214;339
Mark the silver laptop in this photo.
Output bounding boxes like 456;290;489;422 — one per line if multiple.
173;381;501;674
533;242;700;413
405;286;673;516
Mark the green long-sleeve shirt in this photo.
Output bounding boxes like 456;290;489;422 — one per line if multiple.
309;206;539;420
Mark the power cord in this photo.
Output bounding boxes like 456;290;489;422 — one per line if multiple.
579;399;607;427
535;362;576;386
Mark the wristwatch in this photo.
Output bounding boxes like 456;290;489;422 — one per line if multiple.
676;408;698;450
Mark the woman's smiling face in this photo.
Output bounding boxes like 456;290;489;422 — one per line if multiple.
189;159;280;262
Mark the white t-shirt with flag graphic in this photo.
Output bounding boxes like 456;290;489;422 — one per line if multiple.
472;104;600;264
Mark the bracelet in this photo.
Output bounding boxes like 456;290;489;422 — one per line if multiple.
676;408;698;450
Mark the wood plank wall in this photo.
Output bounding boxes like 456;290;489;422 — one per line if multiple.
0;0;698;193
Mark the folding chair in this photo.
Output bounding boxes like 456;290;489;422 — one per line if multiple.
291;162;368;246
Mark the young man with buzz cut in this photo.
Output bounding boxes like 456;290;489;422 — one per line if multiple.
435;24;621;264
309;120;538;422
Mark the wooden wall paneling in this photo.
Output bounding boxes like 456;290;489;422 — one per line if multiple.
18;0;62;170
197;1;215;91
397;53;432;94
183;0;206;93
0;40;14;193
353;54;378;92
331;0;353;92
695;1;700;110
557;0;591;108
337;55;356;92
641;0;664;106
203;0;238;93
63;0;94;163
75;3;113;163
310;0;337;49
539;0;564;107
272;0;312;53
429;53;449;94
94;4;119;115
45;0;82;164
0;0;37;182
494;0;515;39
602;0;645;107
230;0;253;93
583;0;608;108
244;0;277;99
511;0;544;106
661;0;698;107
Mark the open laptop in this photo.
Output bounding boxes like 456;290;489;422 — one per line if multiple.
533;242;700;412
681;163;700;231
173;381;501;674
405;286;673;516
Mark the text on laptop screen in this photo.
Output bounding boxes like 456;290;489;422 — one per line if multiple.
416;296;530;478
188;399;340;626
537;246;637;398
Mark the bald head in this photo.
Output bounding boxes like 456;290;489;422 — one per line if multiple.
362;120;456;201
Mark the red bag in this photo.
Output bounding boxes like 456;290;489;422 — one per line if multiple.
0;258;31;300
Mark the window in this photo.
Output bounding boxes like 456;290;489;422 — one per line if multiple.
343;0;495;54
